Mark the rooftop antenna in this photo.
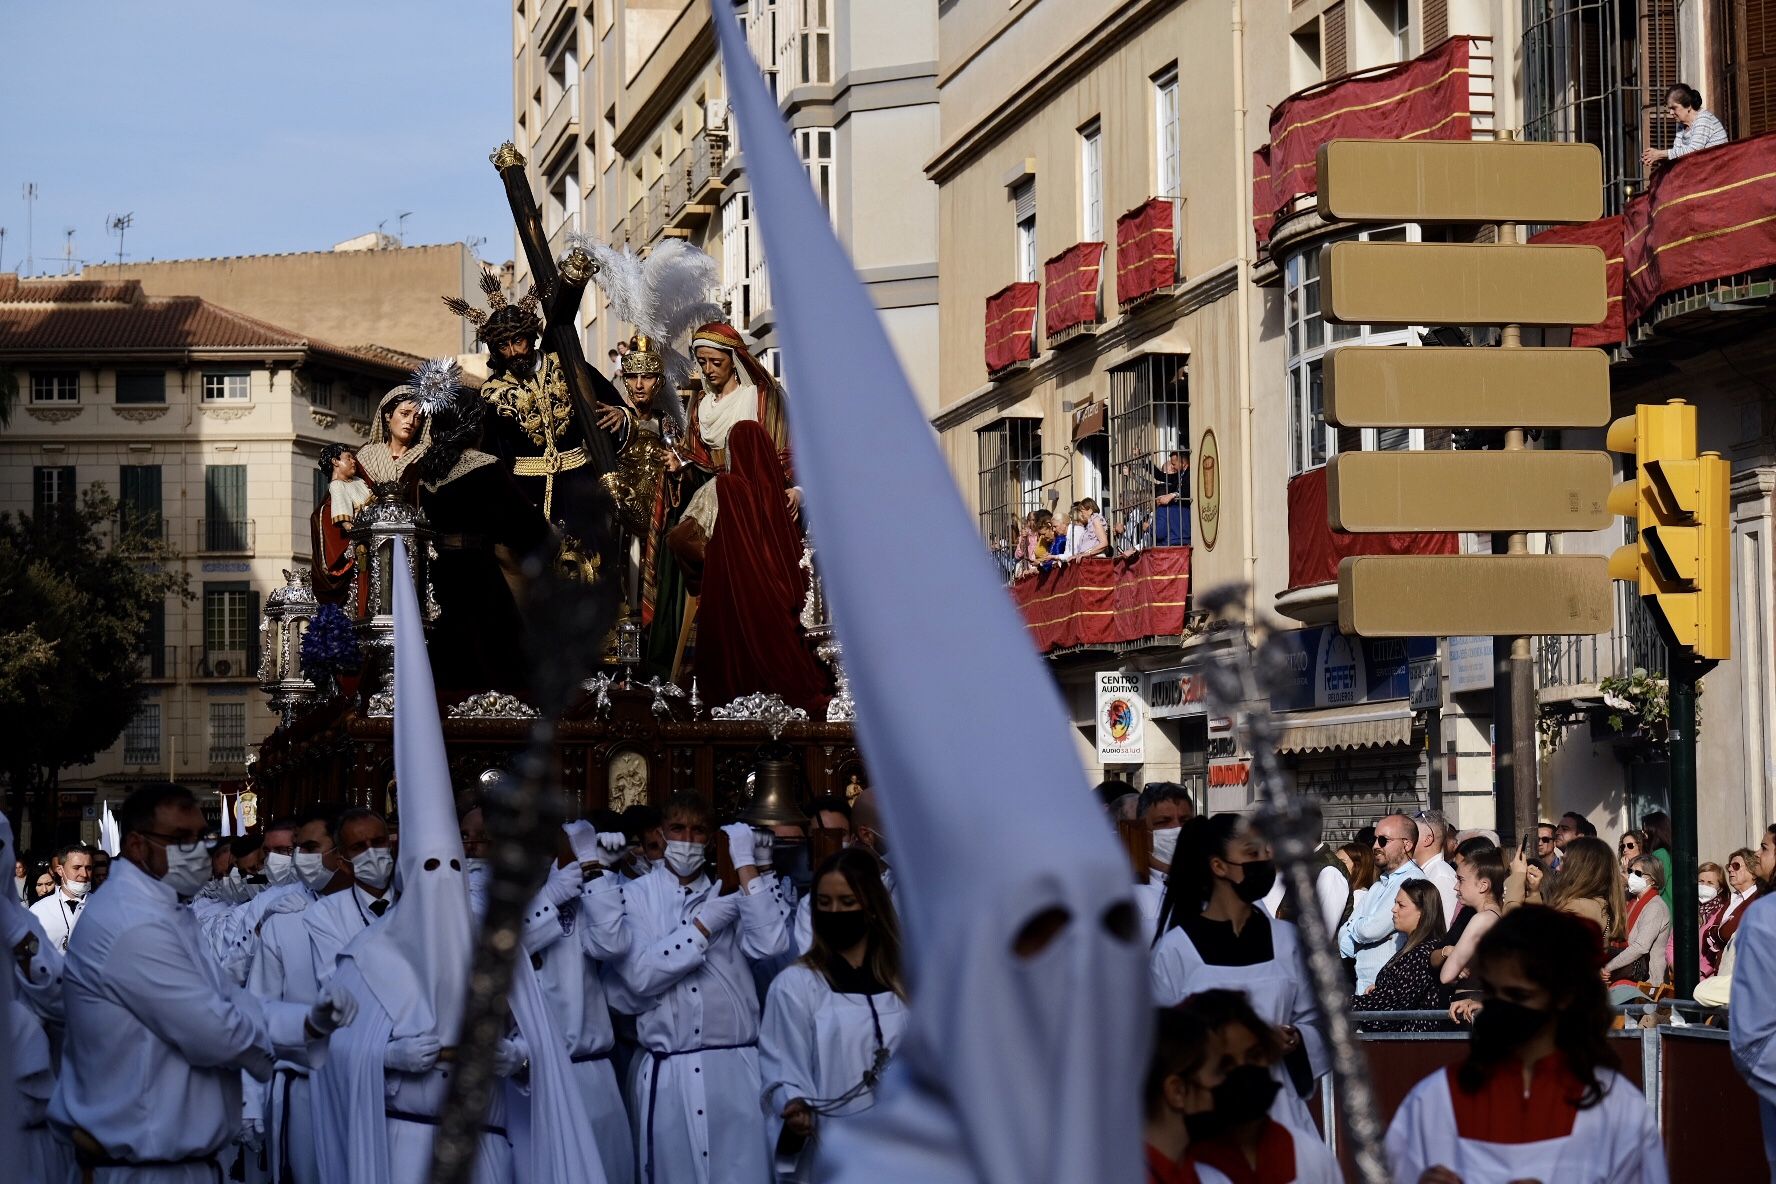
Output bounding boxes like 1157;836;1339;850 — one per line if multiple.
108;213;133;267
0;227;8;273
63;227;75;274
397;211;413;245
22;182;37;275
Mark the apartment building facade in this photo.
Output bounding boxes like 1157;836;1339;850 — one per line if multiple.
508;0;941;412
0;275;418;845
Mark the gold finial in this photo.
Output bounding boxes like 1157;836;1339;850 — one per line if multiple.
490;142;526;170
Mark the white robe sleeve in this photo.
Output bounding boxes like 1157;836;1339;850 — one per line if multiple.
1282;927;1329;1080
1150;930;1192;1007
1383;1073;1445;1184
1603;1079;1671;1184
519;895;570;956
738;873;795;963
758;967;821;1117
578;876;628;962
615;914;711;998
107;919;283;1080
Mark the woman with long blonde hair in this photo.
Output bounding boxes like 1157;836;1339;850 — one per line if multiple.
1546;836;1626;943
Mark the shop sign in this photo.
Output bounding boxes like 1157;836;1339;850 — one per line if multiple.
1408;656;1441;711
1269;626;1437;712
1146;667;1209;719
1446;635;1494;694
1096;671;1147;764
1206;713;1252;797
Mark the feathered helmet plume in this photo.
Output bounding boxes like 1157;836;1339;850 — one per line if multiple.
442;270;543;347
572;233;723;431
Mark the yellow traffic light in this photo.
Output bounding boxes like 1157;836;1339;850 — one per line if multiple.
1605;400;1732;661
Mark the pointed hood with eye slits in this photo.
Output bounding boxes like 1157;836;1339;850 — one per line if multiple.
709;7;1151;1184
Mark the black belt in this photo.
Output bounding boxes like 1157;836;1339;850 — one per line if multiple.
571;1048;614;1064
385;1108;510;1140
643;1042;757;1184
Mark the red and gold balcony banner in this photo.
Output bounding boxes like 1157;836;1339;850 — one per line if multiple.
1622;130;1776;325
1286;467;1457;591
1011;547;1191;654
985;281;1040;373
1115;199;1177;305
1044;242;1107;337
1530;215;1625;346
1252;37;1473;248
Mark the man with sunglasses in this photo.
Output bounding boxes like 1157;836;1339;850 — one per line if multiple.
49;782;357;1182
1337;813;1428;992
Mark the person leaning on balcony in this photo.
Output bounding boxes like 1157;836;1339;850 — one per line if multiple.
1643;82;1729;168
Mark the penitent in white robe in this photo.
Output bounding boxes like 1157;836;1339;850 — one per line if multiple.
1386;1063;1667;1184
759;964;908;1183
1150;916;1328;1136
614;864;793;1184
247;891;330;1184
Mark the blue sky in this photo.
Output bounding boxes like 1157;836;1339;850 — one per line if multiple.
0;1;516;274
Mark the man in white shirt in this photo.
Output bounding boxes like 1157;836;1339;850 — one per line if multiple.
1644;82;1729;167
49;782;354;1181
613;792;794;1184
1339;813;1427;992
1412;809;1460;928
30;842;93;953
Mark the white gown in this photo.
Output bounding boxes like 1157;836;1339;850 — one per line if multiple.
247;894;327;1184
613;865;794;1184
1386;1064;1667;1183
758;964;908;1182
1150;916;1328;1136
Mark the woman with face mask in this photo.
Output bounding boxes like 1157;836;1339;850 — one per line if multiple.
1688;862;1729;980
1143;1005;1232;1184
758;849;908;1181
1387;907;1667;1182
1603;856;1672;1002
1151;814;1325;1136
1180;990;1342;1184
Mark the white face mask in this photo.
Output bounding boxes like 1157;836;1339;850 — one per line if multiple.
352;847;395;891
265;851;297;886
64;879;91;898
1697;883;1719;904
1627;871;1650;897
160;842;213;899
664;839;706;878
294;852;335;892
1149;826;1181;867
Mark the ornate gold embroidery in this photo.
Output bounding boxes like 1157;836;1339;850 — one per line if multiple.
481;352;581;518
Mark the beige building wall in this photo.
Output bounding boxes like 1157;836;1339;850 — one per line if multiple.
85;244;486;360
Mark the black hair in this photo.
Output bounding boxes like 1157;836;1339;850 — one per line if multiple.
586;808;624;833
1458;907;1618;1107
317;442;356;477
230;834;264;860
1560;811;1597;838
416;387;486;485
1454;835;1498;864
1095;778;1138;809
1137;781;1193;820
1144;1005;1216;1121
1640;810;1672;853
54;841;94;863
1180;988;1285;1064
807;795;852;824
621;804;663;840
1153;813;1244;942
1666;82;1703;110
119;782;197;840
801;848;905;999
262;816;299;838
661;791;709;828
295;803;341;833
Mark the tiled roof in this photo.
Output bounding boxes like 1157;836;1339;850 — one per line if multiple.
0;274;422;374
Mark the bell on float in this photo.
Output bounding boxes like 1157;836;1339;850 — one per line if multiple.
740;755;807;830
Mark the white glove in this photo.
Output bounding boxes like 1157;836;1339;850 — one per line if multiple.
384;1034;442;1073
696;891;743;937
723;822;759;870
593;831;629;868
492;1037;528;1078
258;886;310;920
240;1119;266;1153
750;828;775;872
307;984;358;1036
542;861;583;906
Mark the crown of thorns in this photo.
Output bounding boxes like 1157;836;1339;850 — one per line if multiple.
442;270;543;344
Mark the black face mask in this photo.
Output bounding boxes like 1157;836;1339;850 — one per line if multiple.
773;840;813;895
245;873;268;885
1184;1064;1281;1141
812;907;871;951
1230;859;1277;904
1470;997;1552;1050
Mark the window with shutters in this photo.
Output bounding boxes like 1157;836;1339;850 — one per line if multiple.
124;704;161;766
138;599;167;679
796;127;836;214
204;465;250;553
1080;120;1104;242
1013;180;1038;284
202;581;259;678
119;465;163;541
977;419;1045;549
1730;0;1776;136
721;191;754;326
1423;0;1448;51
1324;2;1349;77
1154;66;1181;198
33;466;76;516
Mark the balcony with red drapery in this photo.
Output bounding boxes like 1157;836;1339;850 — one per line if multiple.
1044;242;1106;343
984;281;1040;374
1009;548;1192;654
1115;198;1178;306
1285;466;1457;591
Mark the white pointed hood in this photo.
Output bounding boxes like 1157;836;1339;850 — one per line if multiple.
709;8;1152;1184
347;535;474;1040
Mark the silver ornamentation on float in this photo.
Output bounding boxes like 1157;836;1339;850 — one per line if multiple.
349;494;439;687
641;677;686;721
258;567;321;729
798;542;855;723
581;673;616;718
710;692;808;739
366;689;395;717
447;691;540;720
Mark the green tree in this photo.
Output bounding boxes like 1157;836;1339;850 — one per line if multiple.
0;488;190;843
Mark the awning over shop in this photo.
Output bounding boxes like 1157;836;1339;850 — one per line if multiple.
1273;701;1415;754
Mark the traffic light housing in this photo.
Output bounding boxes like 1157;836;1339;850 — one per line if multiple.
1606;400;1733;661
